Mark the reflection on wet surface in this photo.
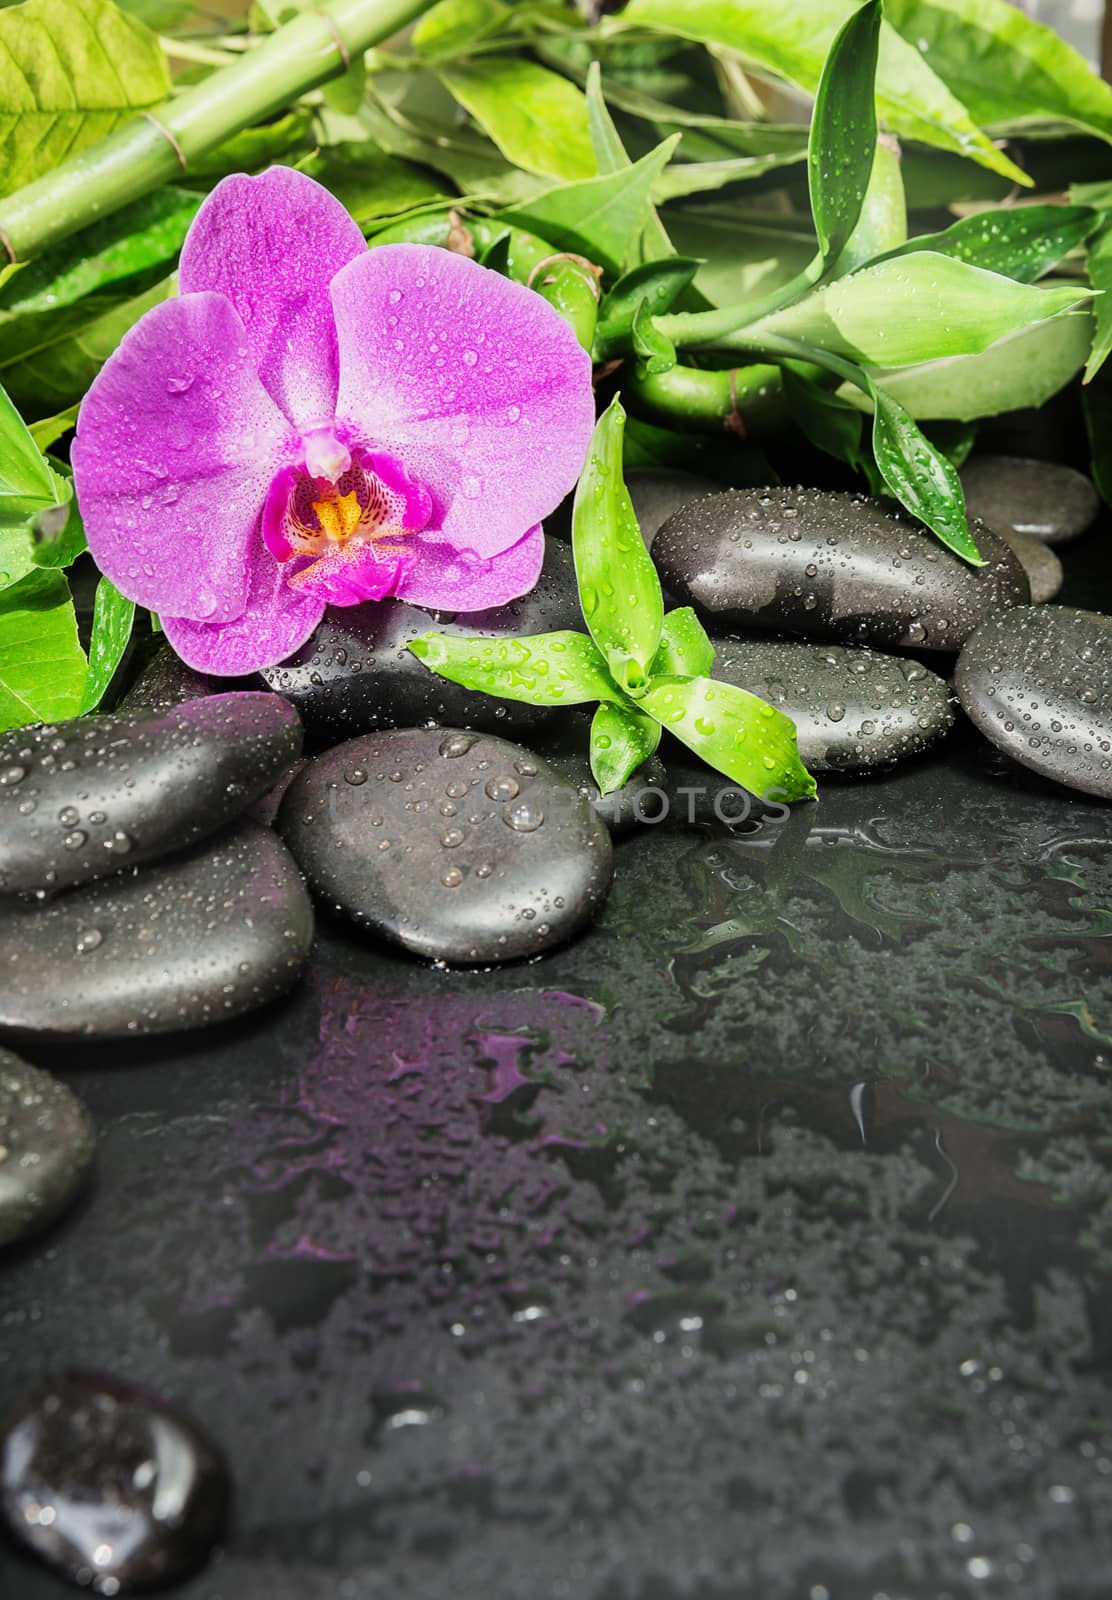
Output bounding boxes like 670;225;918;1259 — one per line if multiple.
2;732;1112;1599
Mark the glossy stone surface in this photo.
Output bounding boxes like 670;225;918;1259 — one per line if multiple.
626;467;720;547
996;523;1064;604
0;1050;95;1247
653;487;1029;651
0;824;314;1037
279;729;614;963
258;539;583;743
955;604;1112;798
960;453;1100;546
116;646;214;715
0;694;303;895
711;639;954;771
0;1372;227;1592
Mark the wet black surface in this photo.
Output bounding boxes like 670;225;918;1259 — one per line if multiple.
2;533;1112;1600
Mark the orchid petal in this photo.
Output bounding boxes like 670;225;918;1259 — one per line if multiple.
161;537;324;675
286;540;413;608
72;292;290;625
180;167;367;429
330;245;595;561
396;522;546;612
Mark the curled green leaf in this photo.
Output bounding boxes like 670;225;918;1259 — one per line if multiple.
590;701;661;796
651;608;715;678
809;0;882;268
408;629;625;707
572;397;664;696
80;576;135;713
641;674;816;803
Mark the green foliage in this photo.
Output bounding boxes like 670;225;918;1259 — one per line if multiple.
808;0;881;269
410;401;816;801
0;0;170;198
0;567;86;728
80;576;136;712
878;205;1098;284
439;58;597;181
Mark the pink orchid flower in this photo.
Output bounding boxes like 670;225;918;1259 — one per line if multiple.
71;167;596;675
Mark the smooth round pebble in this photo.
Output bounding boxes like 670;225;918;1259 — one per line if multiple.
0;693;303;895
0;1050;95;1247
960;454;1100;546
711;640;954;771
993;523;1063;604
955;605;1112;799
0;823;314;1037
653;487;1029;651
1;1372;228;1593
279;729;614;963
259;539;583;742
116;645;215;715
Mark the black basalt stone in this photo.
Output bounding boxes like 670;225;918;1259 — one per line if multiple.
0;693;303;895
954;605;1112;799
710;639;955;771
653;487;1029;651
0;823;314;1037
960;454;1100;546
994;524;1063;604
278;728;614;964
0;1372;228;1593
116;645;215;715
258;539;583;743
0;1050;96;1247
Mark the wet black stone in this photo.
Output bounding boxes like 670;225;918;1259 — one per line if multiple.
116;646;214;715
0;1372;228;1593
258;539;583;743
278;728;614;963
626;467;720;548
995;523;1063;604
534;710;670;837
955;604;1112;798
0;823;313;1037
710;639;954;771
653;487;1029;651
960;454;1100;546
0;1050;95;1247
0;693;303;895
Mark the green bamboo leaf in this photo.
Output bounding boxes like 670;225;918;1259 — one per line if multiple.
590;701;661;796
572;398;664;696
413;0;509;57
80;575;135;713
832;135;907;277
736;253;1092;367
0;567;87;731
856;310;1093;420
595;256;700;361
653;151;806;201
185;107;315;182
884;0;1112;144
0;188;198;318
809;0;881;268
30;470;84;568
439;58;597;182
1085;220;1112;383
27;402;78;452
665;210;815;309
651;607;715;678
641;674;816;802
878;204;1098;284
0;0;171;198
618;0;1029;184
408;629;626;706
0;379;63;588
585;59;628;176
115;0;194;27
496;135;680;276
301;143;447;228
870;387;982;565
0;272;173;416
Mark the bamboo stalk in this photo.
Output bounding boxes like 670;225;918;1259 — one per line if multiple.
0;0;430;262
